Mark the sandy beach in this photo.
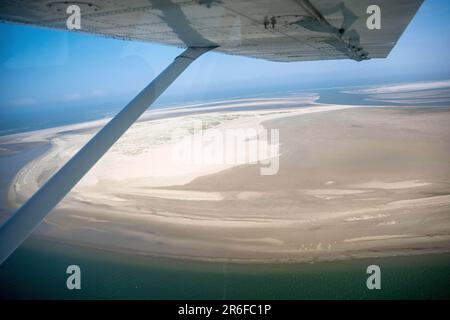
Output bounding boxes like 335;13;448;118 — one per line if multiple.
1;89;450;263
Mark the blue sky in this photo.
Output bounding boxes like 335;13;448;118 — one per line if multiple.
0;0;449;112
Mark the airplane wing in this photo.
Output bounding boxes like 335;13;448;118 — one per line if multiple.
0;0;423;62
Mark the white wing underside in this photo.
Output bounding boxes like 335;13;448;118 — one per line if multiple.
0;0;423;62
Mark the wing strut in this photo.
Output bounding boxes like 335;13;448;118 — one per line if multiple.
0;46;215;264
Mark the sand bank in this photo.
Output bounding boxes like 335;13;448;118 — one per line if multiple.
2;98;450;263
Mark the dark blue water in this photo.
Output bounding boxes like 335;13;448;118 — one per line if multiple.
0;239;449;299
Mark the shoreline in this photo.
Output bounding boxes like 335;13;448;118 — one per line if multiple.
27;234;450;267
27;235;450;268
0;140;52;222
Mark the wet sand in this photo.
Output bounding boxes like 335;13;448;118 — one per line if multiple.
2;99;450;263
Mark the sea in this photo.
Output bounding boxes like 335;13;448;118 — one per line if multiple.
0;238;449;299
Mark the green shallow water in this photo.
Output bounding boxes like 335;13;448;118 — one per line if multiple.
0;238;449;300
